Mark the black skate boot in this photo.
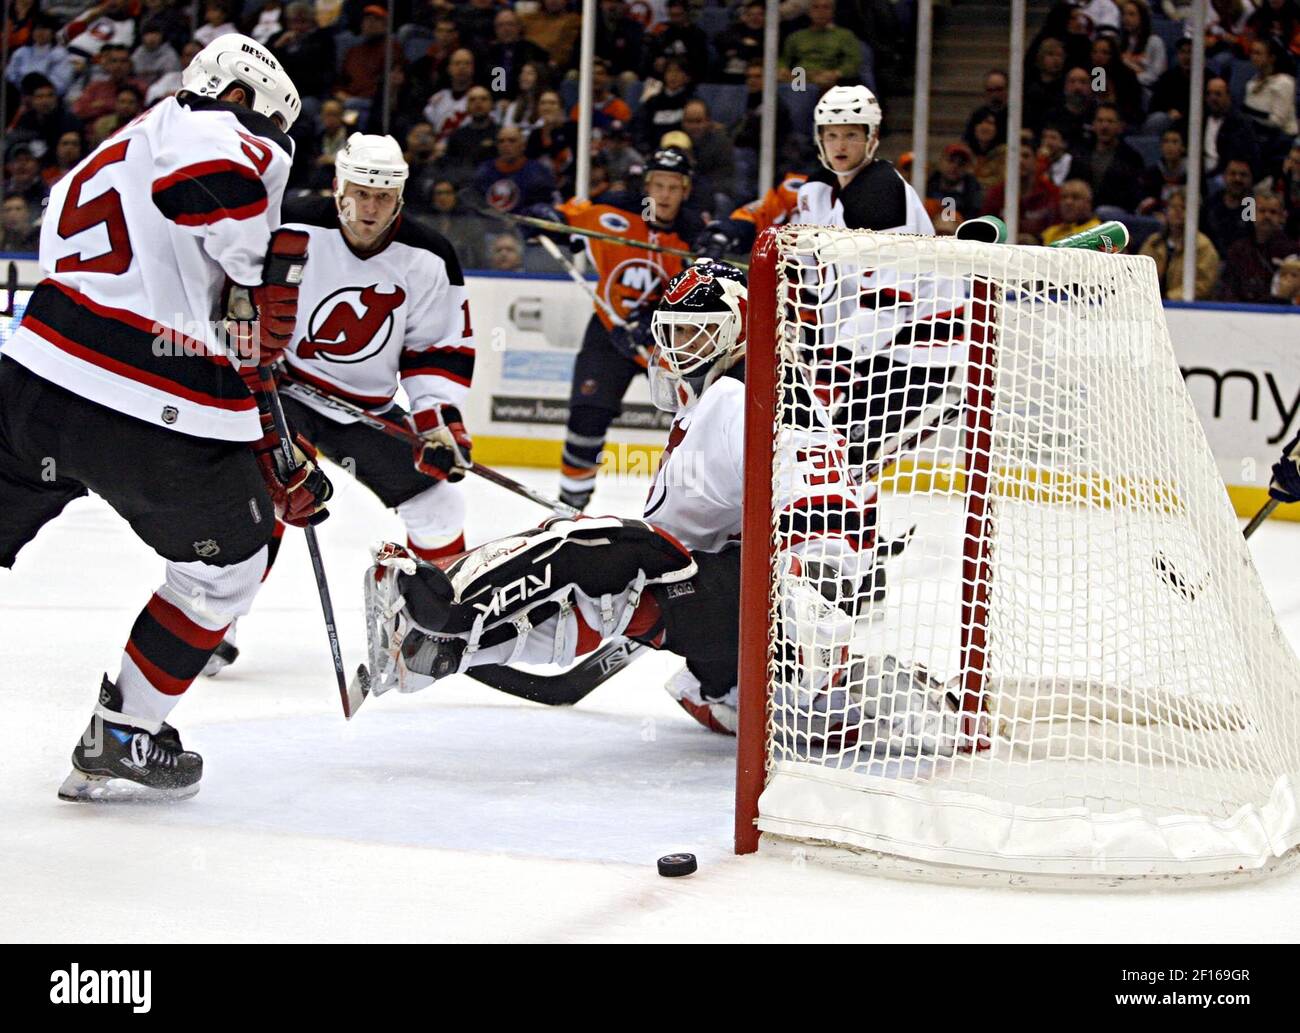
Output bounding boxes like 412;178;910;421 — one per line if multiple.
58;676;203;802
201;636;239;677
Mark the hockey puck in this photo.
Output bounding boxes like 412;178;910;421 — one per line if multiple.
657;852;697;877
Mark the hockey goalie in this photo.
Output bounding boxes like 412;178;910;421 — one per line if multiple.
360;264;977;757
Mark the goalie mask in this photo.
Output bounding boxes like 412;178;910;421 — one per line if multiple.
648;262;747;413
813;84;882;175
334;133;408;240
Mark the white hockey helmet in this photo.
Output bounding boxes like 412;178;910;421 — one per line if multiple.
181;33;301;131
813;85;882;174
648;262;747;413
334;134;408;236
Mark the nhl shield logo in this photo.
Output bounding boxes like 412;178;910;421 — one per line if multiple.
161;406;179;425
193;539;220;559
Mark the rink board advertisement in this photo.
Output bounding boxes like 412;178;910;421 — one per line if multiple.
0;258;1297;518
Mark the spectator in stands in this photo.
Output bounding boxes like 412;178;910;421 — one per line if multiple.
425;49;477;142
633;59;694;153
1271;253;1300;304
527;90;577;187
1202;156;1258;254
1078;0;1123;32
1025;37;1067;133
1206;0;1255;60
486;7;552;95
249;1;286;46
966;112;1008;193
571;58;632;127
409;16;463;93
1219;189;1298;300
1040;177;1100;245
1046;65;1100;148
1277;140;1300;235
193;2;237;46
595;120;644;190
73;44;146;124
1139;187;1221;299
1071;102;1145;213
141;0;191;55
457;0;502;54
778;0;862;90
6;14;74;97
1244;35;1298;137
964;70;1011;149
716;1;766;85
308;99;352;190
11;75;82;161
926;142;983;220
4;0;37;54
1038;123;1076;185
1204;75;1262;181
501;62;548;131
42;131;84;189
643;0;710;83
445;86;500;181
596;0;645;82
1089;33;1144;129
1138;126;1189;213
488;232;525;272
983;141;1063;242
131;19;180;86
1145;36;1192;133
1119;1;1166;89
271;2;337;101
4;141;48;213
682;98;736;216
146;39;202;107
404;122;442;202
732;60;797;182
522;0;582;73
474;124;557;213
90;85;143;148
1247;0;1300;58
338;6;404;104
427;178;489;268
0;195;38;252
61;0;137;64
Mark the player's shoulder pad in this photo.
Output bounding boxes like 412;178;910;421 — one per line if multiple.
780;173;809;191
281;193;337;228
176;94;294;159
394;213;467;286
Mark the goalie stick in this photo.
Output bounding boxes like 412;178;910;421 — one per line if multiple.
465;638;648;705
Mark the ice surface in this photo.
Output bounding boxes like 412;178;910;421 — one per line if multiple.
3;468;1299;942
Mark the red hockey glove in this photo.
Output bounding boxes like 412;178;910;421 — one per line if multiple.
412;404;472;482
250;228;310;363
254;430;333;527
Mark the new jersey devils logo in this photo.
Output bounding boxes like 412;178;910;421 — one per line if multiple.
298;284;406;363
662;267;713;304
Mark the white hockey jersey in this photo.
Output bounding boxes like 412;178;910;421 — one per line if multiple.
644;368;875;569
5;95;293;441
277;198;475;421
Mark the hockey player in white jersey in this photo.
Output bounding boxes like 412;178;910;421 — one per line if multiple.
0;35;331;800
201;133;476;675
355;264;973;753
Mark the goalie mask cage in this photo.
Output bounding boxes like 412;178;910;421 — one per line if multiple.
735;225;1300;885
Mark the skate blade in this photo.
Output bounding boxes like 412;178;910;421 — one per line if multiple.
57;770;200;803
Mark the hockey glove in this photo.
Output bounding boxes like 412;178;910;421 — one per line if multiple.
520;203;581;251
254;431;333;527
413;404;473;481
610;309;653;365
251;228;310;364
694;225;737;262
1269;430;1300;503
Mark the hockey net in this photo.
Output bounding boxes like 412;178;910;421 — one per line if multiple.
735;225;1300;883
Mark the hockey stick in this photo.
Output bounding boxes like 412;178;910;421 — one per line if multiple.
478;205;751;270
253;367;361;718
279;375;580;516
465;638;647;705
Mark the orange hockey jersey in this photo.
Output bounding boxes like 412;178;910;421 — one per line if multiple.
557;197;697;332
729;173;807;236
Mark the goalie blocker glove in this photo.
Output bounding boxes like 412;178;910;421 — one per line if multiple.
413;404;473;481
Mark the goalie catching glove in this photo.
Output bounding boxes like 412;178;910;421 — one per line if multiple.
412;404;473;481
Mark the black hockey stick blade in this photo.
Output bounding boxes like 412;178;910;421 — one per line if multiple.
465;639;647;706
1152;552;1205;603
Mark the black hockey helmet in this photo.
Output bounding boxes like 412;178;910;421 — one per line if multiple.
645;146;693;179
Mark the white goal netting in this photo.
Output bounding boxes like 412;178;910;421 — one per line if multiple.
745;226;1300;882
